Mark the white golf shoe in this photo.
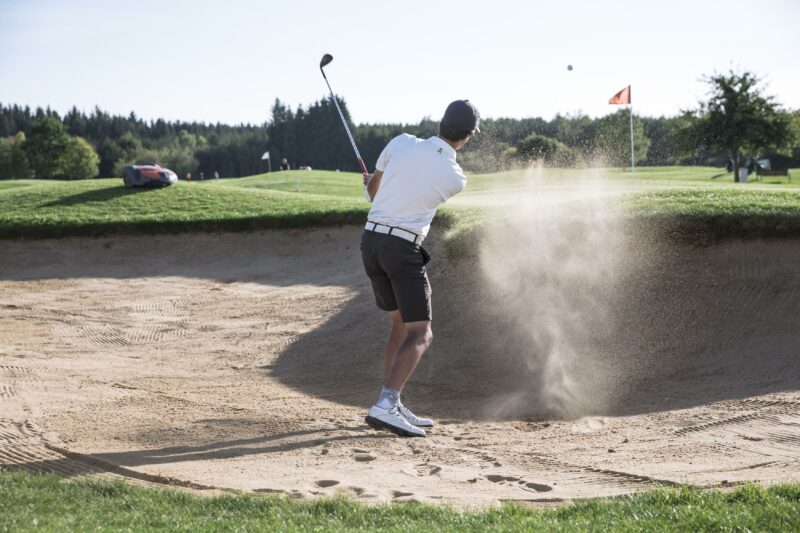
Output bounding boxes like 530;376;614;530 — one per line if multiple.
398;402;434;428
365;404;426;438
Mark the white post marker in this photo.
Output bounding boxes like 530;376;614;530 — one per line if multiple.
609;84;635;187
629;103;636;186
261;151;272;173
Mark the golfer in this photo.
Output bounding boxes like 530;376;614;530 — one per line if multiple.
361;100;480;437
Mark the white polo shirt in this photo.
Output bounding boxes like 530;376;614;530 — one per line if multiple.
366;134;467;240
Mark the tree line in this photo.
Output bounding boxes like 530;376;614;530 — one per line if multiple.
1;70;797;180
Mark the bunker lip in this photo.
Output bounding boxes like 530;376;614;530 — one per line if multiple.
0;227;798;506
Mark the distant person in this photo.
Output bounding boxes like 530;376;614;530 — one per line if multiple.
199;171;205;180
186;172;192;182
726;159;734;173
214;170;220;180
361;99;479;438
280;158;290;171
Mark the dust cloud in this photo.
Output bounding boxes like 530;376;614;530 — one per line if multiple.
477;163;632;418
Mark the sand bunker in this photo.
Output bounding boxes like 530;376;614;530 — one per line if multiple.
0;226;799;506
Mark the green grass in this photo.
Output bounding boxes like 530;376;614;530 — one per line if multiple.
0;178;368;239
0;180;39;191
1;472;798;532
207;167;797;197
624;187;800;217
199;170;366;197
1;167;799;240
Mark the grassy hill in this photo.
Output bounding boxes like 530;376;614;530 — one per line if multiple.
0;176;367;239
0;167;798;240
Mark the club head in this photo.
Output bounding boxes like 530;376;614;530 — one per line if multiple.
320;53;333;69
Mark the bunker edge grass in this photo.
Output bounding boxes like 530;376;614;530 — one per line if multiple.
1;472;798;532
1;170;800;243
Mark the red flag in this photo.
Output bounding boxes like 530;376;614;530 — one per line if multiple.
609;85;631;105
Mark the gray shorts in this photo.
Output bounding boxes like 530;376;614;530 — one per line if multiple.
360;230;432;323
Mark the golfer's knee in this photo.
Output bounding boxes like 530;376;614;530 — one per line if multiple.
406;322;433;348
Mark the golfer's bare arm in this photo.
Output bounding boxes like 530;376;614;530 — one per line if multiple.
364;170;383;201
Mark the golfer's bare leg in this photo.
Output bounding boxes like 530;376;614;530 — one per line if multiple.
386;321;433;392
384;310;406;384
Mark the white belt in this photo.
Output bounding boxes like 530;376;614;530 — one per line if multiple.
365;221;421;244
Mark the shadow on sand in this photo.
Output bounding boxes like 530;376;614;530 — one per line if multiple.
270;235;800;420
2;227;799;421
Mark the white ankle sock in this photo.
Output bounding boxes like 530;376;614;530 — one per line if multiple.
376;387;400;409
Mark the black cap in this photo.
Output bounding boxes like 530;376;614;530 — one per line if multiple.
441;100;480;134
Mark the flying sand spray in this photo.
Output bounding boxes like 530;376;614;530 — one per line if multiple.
477;164;632;419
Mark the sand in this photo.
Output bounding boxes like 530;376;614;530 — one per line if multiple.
1;226;799;507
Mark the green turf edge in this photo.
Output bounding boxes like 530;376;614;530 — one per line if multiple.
440;210;800;260
0;208;370;240
1;472;799;532
3;179;800;246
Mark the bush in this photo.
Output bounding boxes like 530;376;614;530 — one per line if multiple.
61;136;100;179
23;117;71;178
514;133;580;166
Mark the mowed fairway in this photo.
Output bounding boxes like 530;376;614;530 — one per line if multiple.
1;167;800;517
0;173;366;239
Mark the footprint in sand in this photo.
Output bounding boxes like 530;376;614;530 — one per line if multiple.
316;480;340;488
486;474;552;493
352;449;377;462
402;462;442;477
0;383;19;399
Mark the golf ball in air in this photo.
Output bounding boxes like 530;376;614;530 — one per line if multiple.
567;64;573;71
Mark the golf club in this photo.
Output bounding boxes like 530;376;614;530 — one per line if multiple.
319;53;369;175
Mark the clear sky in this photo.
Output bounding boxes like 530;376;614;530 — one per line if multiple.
1;0;798;126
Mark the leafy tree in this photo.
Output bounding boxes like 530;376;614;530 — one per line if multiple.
786;110;800;161
96;138;125;177
590;109;650;167
550;113;594;154
23;117;71;178
61;136;99;179
1;92;795;178
197;130;266;178
687;70;795;181
131;131;207;178
267;97;356;170
0;132;32;179
103;132;147;177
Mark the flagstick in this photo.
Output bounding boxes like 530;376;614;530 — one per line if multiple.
629;104;636;188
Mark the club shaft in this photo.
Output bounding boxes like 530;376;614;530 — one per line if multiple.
321;72;368;174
